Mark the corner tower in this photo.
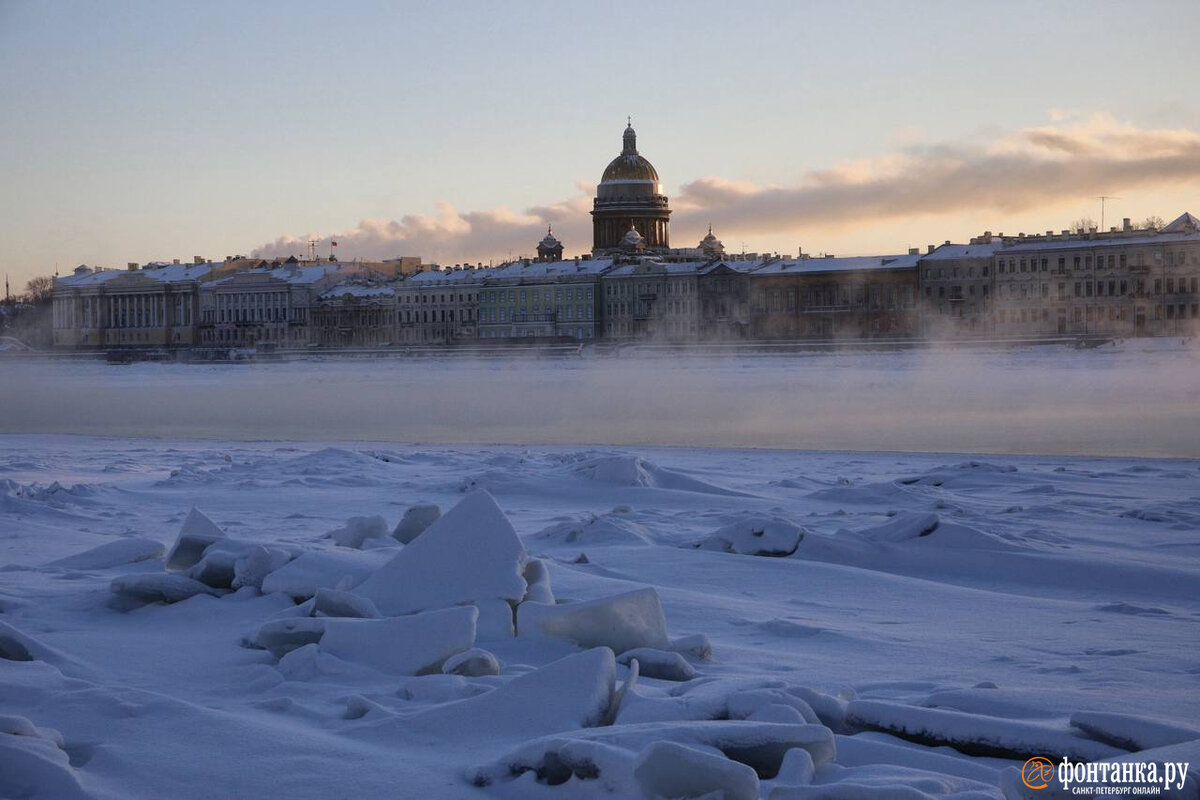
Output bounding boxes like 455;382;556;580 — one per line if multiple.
591;121;670;253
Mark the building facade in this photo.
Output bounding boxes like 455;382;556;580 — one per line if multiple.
917;241;998;337
478;258;612;340
748;254;921;340
394;267;484;344
601;259;701;341
199;263;371;349
993;214;1200;337
313;285;397;347
696;259;762;340
52;261;218;349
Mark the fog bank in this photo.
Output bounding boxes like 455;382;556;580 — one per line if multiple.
2;342;1198;458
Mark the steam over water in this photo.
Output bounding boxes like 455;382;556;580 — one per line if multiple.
3;341;1199;457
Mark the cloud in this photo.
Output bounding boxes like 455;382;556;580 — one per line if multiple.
675;115;1200;236
253;186;596;265
253;115;1200;263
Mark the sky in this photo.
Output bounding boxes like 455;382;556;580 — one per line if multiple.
2;0;1200;288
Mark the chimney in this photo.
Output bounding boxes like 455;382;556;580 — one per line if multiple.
193;256;204;264
908;247;919;256
1046;231;1053;237
1123;217;1131;231
927;244;935;254
173;258;180;265
126;262;139;271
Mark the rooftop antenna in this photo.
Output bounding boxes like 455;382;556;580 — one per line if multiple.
1097;196;1121;231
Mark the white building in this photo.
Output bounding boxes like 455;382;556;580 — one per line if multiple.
52;261;218;349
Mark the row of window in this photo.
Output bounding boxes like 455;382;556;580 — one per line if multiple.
997;304;1200;324
995;276;1199;300
480;305;593;323
756;285;916;311
398;292;476;304
604;281;694;298
924;265;990;280
997;249;1197;274
606;299;696;317
481;287;594;305
479;327;594;340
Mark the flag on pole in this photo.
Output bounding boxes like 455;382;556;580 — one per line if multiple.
332;241;338;247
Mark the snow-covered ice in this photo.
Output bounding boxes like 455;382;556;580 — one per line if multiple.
2;344;1200;798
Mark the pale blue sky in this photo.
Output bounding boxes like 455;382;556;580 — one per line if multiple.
3;0;1199;285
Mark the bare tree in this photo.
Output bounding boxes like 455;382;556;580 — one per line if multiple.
1140;215;1165;230
1070;217;1097;234
23;275;54;305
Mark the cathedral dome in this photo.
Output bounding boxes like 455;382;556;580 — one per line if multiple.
601;154;660;183
598;123;661;194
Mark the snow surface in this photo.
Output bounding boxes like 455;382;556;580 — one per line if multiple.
1;432;1199;798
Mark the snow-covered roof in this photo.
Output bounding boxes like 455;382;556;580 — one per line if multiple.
999;230;1200;254
211;264;348;287
751;253;921;275
920;243;1002;261
698;259;769;276
484;258;615;283
54;262;219;287
603;260;705;278
401;267;490;287
319;284;395;300
1161;212;1200;233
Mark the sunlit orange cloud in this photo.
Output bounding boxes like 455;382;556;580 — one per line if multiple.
253;116;1200;264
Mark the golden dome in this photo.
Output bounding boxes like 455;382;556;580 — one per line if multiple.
600;123;660;184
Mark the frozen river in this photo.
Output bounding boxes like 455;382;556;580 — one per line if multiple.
2;340;1199;457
